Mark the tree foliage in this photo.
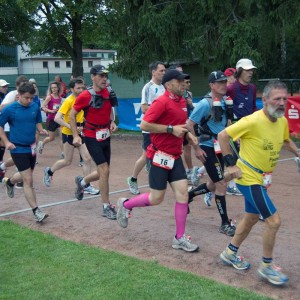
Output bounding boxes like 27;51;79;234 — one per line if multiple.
1;0;300;80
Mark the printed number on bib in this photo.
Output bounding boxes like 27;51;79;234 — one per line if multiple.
31;142;37;157
96;128;110;142
213;139;222;154
152;150;175;170
262;172;272;189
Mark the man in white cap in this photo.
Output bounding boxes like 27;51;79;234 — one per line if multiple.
226;58;257;196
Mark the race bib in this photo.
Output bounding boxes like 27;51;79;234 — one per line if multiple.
262;172;272;188
152;150;175;170
96;128;110;142
213;139;222;154
31;142;37;157
53;104;60;110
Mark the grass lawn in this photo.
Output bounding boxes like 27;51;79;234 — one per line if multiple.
0;221;271;300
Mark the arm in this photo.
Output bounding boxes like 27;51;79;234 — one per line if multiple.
187;119;207;163
140;120;187;137
218;129;242;179
36;123;48;135
70;107;81;140
110;108;118;132
54;111;70;129
141;103;149;114
283;139;300;158
0;126;15;150
41;95;55;114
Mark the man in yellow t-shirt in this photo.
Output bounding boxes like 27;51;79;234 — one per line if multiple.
42;78;99;197
218;80;300;286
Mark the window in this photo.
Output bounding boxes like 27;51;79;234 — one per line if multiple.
66;61;71;68
43;61;48;69
55;61;60;68
88;61;93;67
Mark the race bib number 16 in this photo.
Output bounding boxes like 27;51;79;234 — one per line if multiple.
152;150;175;170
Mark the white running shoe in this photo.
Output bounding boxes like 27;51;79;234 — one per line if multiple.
37;141;44;154
172;234;199;252
84;185;100;195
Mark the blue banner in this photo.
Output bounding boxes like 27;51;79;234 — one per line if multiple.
116;98;264;131
116;98;142;131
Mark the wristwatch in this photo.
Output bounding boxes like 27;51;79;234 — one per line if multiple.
167;125;173;133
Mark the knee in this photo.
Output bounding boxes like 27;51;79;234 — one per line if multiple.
266;214;281;231
64;159;72;166
83;157;91;165
149;195;164;206
99;164;110;177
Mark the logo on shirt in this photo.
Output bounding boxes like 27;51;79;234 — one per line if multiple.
263;139;274;150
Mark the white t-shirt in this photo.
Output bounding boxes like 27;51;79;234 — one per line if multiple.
141;80;165;133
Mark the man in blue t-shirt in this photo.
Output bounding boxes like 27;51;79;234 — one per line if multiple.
186;71;236;237
0;82;49;222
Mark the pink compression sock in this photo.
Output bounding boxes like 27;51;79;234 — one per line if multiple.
175;202;188;239
123;193;151;210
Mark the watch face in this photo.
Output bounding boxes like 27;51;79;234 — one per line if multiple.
167;125;173;133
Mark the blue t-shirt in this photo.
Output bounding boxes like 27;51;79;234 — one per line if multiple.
0;101;42;153
189;95;227;148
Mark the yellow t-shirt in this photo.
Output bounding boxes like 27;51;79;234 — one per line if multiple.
226;110;290;185
58;94;84;135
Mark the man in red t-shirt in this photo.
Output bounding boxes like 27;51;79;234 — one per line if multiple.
116;69;200;252
69;65;118;219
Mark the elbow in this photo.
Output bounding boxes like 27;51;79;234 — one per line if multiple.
217;129;227;142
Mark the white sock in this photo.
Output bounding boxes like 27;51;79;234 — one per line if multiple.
103;203;110;208
228;179;235;188
81;179;86;187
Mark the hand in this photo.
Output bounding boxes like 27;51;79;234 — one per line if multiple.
5;141;16;150
77;126;83;134
110;121;118;132
194;146;207;163
172;124;188;138
39;129;48;135
186;132;198;146
225;165;242;179
73;136;82;147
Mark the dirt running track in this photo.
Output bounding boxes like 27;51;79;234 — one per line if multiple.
1;136;299;299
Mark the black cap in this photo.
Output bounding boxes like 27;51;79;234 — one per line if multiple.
208;71;227;83
162;69;190;85
90;65;109;75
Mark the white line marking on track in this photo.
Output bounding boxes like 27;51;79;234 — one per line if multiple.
0;185;149;217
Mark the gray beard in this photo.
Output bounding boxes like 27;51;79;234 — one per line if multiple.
267;105;285;118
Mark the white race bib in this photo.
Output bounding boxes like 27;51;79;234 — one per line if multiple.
262;172;272;188
213;139;221;154
96;128;110;142
152;150;175;170
31;142;37;157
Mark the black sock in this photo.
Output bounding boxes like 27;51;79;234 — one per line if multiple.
188;183;210;203
215;195;229;224
85;183;90;188
228;243;238;253
131;177;137;182
7;178;14;187
32;207;38;214
0;146;5;161
48;168;54;176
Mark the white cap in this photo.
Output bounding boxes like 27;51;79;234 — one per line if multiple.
236;59;257;70
29;78;36;83
0;79;9;86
